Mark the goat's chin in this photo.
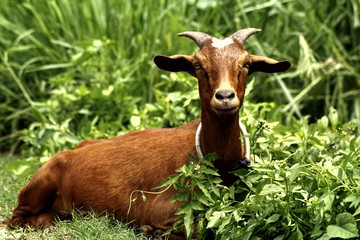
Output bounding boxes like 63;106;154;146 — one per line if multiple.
212;106;239;116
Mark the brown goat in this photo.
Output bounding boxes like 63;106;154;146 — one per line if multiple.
8;29;290;239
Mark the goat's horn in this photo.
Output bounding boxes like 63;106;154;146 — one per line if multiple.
231;28;261;45
177;31;212;48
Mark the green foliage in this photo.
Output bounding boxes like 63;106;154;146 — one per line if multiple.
160;105;360;239
0;0;359;239
0;0;359;154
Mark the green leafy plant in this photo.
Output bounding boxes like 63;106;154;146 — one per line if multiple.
1;1;359;239
1;0;359;154
158;104;359;239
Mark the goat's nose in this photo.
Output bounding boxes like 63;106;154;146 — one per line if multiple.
215;89;235;101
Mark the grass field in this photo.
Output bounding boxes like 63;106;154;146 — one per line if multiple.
1;0;359;154
1;0;359;239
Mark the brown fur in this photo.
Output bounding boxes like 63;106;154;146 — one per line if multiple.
8;30;290;239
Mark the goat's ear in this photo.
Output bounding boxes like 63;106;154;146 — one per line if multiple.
249;55;291;75
154;55;195;76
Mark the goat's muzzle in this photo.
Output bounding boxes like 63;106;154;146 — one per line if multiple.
212;89;240;115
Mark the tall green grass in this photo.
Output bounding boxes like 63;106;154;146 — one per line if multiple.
0;0;359;154
0;1;359;238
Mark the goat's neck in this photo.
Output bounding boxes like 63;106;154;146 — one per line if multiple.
200;110;244;170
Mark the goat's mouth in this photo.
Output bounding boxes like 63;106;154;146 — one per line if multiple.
211;97;241;115
213;105;239;115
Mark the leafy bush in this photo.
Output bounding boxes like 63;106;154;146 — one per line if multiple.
1;1;359;239
159;102;360;239
1;0;359;154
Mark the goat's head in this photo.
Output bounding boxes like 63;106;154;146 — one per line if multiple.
154;28;291;117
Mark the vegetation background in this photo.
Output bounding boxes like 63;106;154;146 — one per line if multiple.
0;0;359;239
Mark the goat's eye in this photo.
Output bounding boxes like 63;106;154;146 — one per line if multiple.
238;62;250;80
243;62;251;69
194;63;202;70
194;63;208;79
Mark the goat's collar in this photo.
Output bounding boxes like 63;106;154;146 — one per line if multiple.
195;121;251;170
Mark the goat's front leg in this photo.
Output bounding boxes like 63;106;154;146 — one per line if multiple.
142;193;195;240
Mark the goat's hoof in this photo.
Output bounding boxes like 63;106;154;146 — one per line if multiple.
139;225;154;234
